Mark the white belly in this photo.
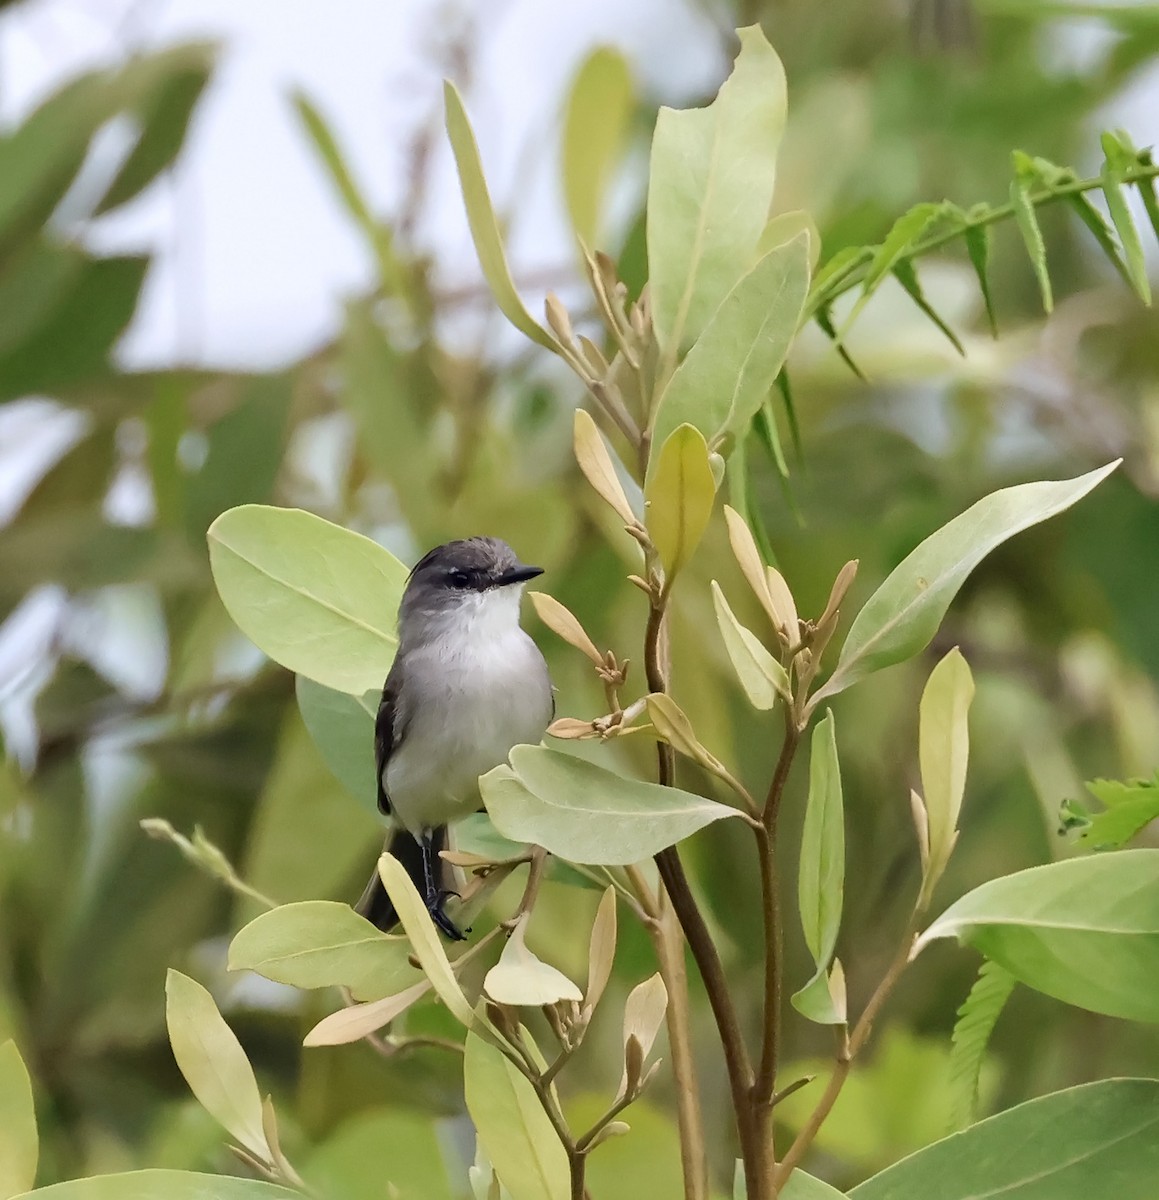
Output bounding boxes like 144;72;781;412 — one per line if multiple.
384;626;552;833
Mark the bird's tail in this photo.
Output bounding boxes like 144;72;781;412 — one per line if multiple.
355;826;448;932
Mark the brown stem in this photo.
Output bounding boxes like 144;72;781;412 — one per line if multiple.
754;719;800;1108
644;599;756;1199
773;929;919;1187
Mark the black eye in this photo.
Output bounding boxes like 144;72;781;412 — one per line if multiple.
448;569;472;589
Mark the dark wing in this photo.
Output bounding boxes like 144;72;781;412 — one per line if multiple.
374;664;405;817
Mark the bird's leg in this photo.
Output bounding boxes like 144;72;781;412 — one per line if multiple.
420;830;465;942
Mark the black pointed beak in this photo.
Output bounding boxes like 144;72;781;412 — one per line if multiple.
498;564;544;586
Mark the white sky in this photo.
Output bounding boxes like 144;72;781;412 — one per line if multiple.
0;0;726;369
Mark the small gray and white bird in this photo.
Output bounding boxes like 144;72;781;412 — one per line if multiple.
356;537;553;939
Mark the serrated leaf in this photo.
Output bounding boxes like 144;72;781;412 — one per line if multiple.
814;302;867;379
645;424;716;580
792;714;846;1026
947;959;1016;1133
484;914;583;1007
647;26;787;349
0;1041;37;1199
464;1031;569;1200
840;203;939;336
1076;775;1159;849
444;82;556;352
164;970;269;1159
1009;166;1053;313
816;462;1119;701
892;260;964;356
710;582;789;709
562;48;634;246
481;746;739;865
1100;132;1152;305
963;224;998;337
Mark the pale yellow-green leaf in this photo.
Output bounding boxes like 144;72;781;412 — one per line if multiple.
10;1170;300;1199
481;747;738;865
585;888;618;1014
207;504;408;695
562;47;634;246
649;234;810;458
528;590;603;666
573;409;638;526
622;973;668;1062
756;209;822;269
722;506;782;630
376;854;475;1027
164;970;268;1159
647;25;787;349
464;1031;569;1200
0;1041;37;1199
444;81;556;352
484;914;583;1007
919;648;975;887
645;424;715;580
711;582;789;709
645;693;716;769
303;978;433;1047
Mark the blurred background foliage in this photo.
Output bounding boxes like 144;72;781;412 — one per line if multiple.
1;0;1158;1195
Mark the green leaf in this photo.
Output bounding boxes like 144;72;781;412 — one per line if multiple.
481;746;739;865
443;81;556;352
96;45;214;213
11;1171;300;1200
228;900;420;1001
840;203;938;335
295;676;378;815
647;25;787;350
710;582;789;709
207;504;408;695
561;48;634;246
947;959;1016;1133
782;1170;849;1199
963;224;997;337
792;714;846;1026
815;462;1118;701
1074;775;1159;849
0;1041;37;1200
849;1079;1159;1200
644;424;716;580
1135;149;1159;244
164;970;269;1159
891;260;964;356
1063;191;1135;293
375;854;475;1026
1009;159;1053;313
649;235;811;458
918;648;974;892
464;1030;569;1200
1100;132;1152;305
813;302;866;380
919;849;1159;1022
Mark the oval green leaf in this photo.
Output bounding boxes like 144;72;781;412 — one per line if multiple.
12;1172;300;1200
164;970;268;1159
481;746;738;865
792;713;846;1026
228;900;420;1001
850;1079;1159;1200
650;234;810;460
295;676;378;815
207;504;407;695
645;423;715;581
647;25;787;349
816;462;1119;702
919;849;1159;1022
0;1041;37;1200
464;1030;569;1200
